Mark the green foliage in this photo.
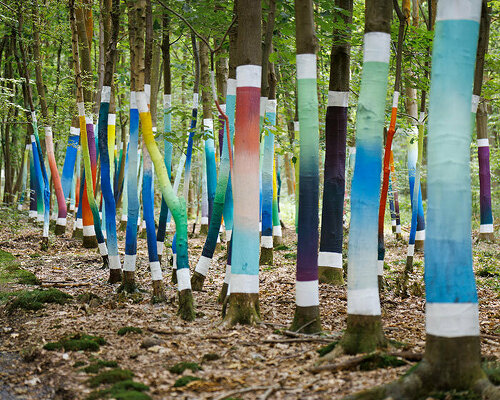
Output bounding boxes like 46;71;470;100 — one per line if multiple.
117;326;143;336
73;361;86;368
274;244;289;251
7;288;71;312
173;376;201;388
87;368;134;388
44;333;106;352
284;252;296;259
168;362;201;374
317;341;338;357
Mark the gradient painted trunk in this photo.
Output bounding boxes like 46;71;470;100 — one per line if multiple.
204;118;217;225
272;156;281;244
98;86;121;273
18;144;30;211
318;93;348;278
29;150;38;219
293;121;300;232
425;0;480;344
61;127;80;201
124;92;140;275
120;145;129;227
389;150;401;236
184;94;199;201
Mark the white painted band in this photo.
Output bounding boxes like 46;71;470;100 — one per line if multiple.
480;224;493;233
70;205;75;211
296;53;317;80
137;91;148;113
226;229;232;241
227;79;237;95
130;91;137;109
83;225;95;236
201;217;208;225
259;222;262;232
25;144;31;150
294;121;299;132
418;112;425;125
195;255;211;276
327;91;349;107
31;135;36;143
150;261;162;281
391;220;396;226
318;251;342;268
347;287;381;315
85;116;93;125
108;113;116;126
261;235;273;249
260;97;268;117
296;280;319;307
236;65;262;88
157;241;164;256
44;126;53;137
436;0;481;22
163;94;172;108
29;210;36;218
172;253;177;269
56;218;67;226
77;102;85;117
203;118;213;131
177;268;191;291
109;255;121;270
98;242;108;256
192;93;199;108
224;264;231;284
416;230;426;240
31;111;37;123
144;84;151;103
76;218;83;229
363;32;391;64
99;212;102;219
230;274;259;293
37;214;44;222
392;91;400;108
103;231;107;240
43;224;49;237
121;214;127;222
396;225;401;233
220;104;226;113
378;260;384;275
123;254;136;272
273;225;282;237
101;86;111;103
477;138;489;147
426;302;479;337
266;99;277;114
471;94;480;113
407;244;415;257
18;204;23;211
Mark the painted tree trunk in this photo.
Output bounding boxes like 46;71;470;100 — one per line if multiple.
272;155;282;246
389;150;402;238
17;144;30;211
204;119;217;227
61;127;80;203
29;150;38;220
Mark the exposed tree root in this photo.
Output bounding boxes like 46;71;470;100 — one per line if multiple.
318;267;344;285
177;289;195;321
117;271;138;293
190;271;206;291
222;293;260;327
259;247;273;266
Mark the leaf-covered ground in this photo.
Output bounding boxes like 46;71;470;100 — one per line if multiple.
0;207;498;399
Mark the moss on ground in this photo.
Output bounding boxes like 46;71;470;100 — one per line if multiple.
44;333;106;352
358;353;406;371
173;376;201;387
7;288;71;312
168;362;201;374
81;360;119;373
117;326;143;336
427;390;482;400
86;379;150;400
87;368;134;388
0;249;40;285
483;361;500;385
316;341;338;357
201;353;220;362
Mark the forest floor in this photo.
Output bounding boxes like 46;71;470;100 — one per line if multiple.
0;206;498;400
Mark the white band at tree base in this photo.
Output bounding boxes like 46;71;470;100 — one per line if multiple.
477;138;489;147
296;280;319;307
224;264;231;284
157;241;164;256
98;242;108;256
363;32;391;64
261;235;273;249
83;225;95;236
201;217;208;225
347;287;381;316
426;303;479;337
318;251;342;268
236;65;262;88
177;268;191;291
396;225;401;233
172;253;177;269
37;214;44;222
70;205;75;211
407;244;415;257
230;274;259;294
123;254;136;272
29;210;37;218
328;91;349;108
109;255;121;270
195;255;212;276
272;226;282;236
76;218;83;229
150;261;162;281
296;53;316;80
391;220;396;226
480;224;493;233
416;230;425;240
56;218;67;227
377;260;384;275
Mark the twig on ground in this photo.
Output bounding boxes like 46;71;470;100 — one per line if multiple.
214;385;277;400
263;338;332;344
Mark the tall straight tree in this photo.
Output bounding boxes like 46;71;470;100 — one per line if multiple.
291;0;321;333
223;0;261;326
346;1;499;398
318;0;352;285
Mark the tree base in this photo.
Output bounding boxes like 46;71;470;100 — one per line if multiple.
101;255;109;269
415;240;424;252
82;235;98;249
395;233;403;241
318;267;344;285
337;314;386;356
273;235;283;246
200;224;208;235
223;293;260;327
479;232;495;243
191;271;206;291
171;269;177;284
217;282;228;305
108;268;122;284
118;271;137;293
54;224;66;236
138;229;147;239
118;221;127;232
41;237;49;251
72;228;83;239
259;247;273;265
151;280;167;303
343;335;499;400
177;289;195;321
290;305;322;334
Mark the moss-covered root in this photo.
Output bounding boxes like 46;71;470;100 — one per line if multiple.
72;227;83;239
177;289;195;321
273;235;283;247
259;247;273;266
118;271;137;293
151;280;166;304
199;224;208;235
342;335;500;400
54;223;66;236
223;293;260;327
318;267;344;285
190;271;206;292
217;283;228;305
40;237;49;251
479;232;495;243
290;305;322;334
108;269;122;284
